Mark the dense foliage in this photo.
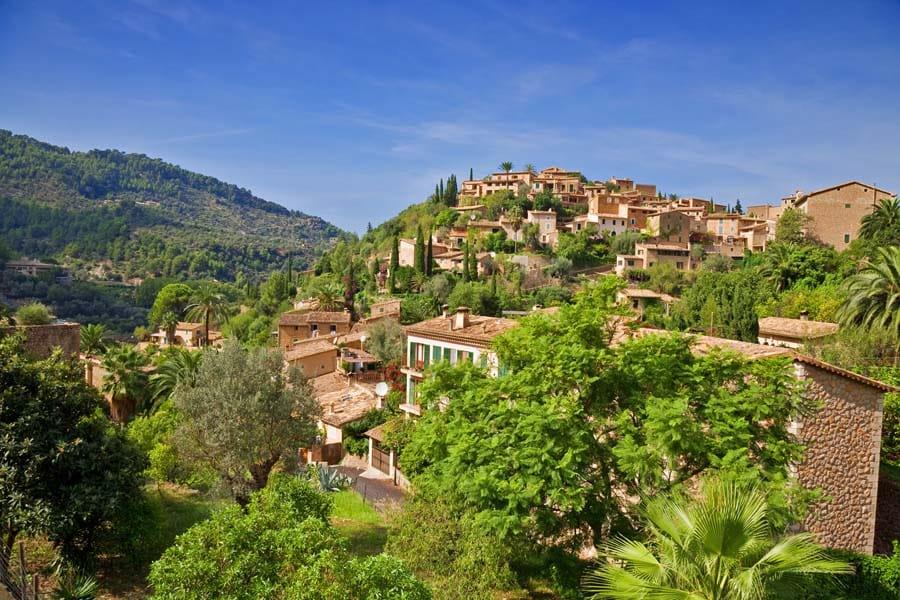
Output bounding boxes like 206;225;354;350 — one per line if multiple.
0;334;144;565
149;474;430;599
0;129;341;281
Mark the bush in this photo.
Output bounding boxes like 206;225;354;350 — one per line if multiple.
149;474;429;599
801;544;900;599
15;301;53;325
386;493;516;600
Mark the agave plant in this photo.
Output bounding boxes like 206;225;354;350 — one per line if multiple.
51;570;99;600
307;463;351;492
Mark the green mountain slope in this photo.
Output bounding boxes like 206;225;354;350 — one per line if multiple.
0;130;342;281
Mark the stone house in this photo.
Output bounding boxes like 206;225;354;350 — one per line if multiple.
284;337;339;377
782;181;893;251
277;310;351;350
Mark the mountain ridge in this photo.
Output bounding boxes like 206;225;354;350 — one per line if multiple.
0;129;343;281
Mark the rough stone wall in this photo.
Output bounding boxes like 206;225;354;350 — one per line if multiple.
0;323;80;358
795;363;884;554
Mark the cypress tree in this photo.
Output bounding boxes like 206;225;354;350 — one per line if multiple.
390;234;399;276
426;230;433;276
286;256;293;283
469;167;474;181
462;241;470;282
414;225;425;274
439;179;445;203
434;184;440;202
491;271;497;295
468;243;478;281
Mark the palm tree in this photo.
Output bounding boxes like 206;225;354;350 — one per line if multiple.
80;323;107;357
499;161;514;174
150;347;203;409
313;280;345;311
523;163;536;174
101;344;150;421
837;246;900;340
160;311;180;346
583;479;851;600
758;243;798;293
508;205;524;253
184;284;230;346
860;197;900;243
80;323;106;384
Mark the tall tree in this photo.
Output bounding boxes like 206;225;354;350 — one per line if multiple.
499;161;513;174
469;167;474;181
390;235;400;272
860;196;900;245
184;284;230;346
462;240;471;282
775;207;811;244
734;198;743;214
414;225;426;274
583;479;851;599
1;335;143;564
79;323;106;358
523;163;536;174
149;283;193;342
439;178;444;203
425;230;434;276
174;342;320;505
838;246;900;340
508;205;524;253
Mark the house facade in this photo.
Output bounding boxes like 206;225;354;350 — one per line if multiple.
782;181;893;250
277;310;352;350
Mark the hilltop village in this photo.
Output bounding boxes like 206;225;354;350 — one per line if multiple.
2;160;900;599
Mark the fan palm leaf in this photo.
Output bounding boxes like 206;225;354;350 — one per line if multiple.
583;479;851;600
837;246;900;339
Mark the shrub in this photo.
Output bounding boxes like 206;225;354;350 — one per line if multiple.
15;301;53;325
386;493;516;600
801;543;900;599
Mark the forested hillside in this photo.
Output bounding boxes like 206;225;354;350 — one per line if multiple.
0;130;343;281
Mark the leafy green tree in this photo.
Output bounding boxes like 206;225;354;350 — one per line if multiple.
101;344;151;420
173;342;320;505
837;246;900;339
675;269;767;341
184;284;230;346
0;334;144;565
149;474;429;600
733;198;743;214
365;317;404;364
148;284;193;330
583;479;851;600
403;280;810;548
159;311;179;345
499;161;513;173
860;196;900;246
15;301;53;325
258;271;292;314
775;207;812;244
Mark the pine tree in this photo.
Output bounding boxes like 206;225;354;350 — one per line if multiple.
414;225;425;274
734;199;743;214
426;231;433;276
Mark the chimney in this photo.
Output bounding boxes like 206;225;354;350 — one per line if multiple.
441;304;449;318
799;310;809;321
328;402;335;413
452;307;470;331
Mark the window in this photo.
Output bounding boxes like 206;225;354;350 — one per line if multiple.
844;233;851;243
676;262;684;269
845;203;851;208
330;325;337;334
311;323;318;333
631;218;635;225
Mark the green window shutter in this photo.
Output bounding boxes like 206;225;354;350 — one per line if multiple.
433;345;442;362
423;344;430;367
443;347;451;361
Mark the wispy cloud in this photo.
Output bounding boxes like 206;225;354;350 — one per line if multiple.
153;128;255;144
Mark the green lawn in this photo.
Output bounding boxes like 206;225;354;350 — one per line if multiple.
330;489;388;557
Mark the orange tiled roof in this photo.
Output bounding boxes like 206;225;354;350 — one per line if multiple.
758;317;839;340
405;313;518;349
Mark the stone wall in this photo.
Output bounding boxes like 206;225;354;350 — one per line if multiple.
794;362;884;554
0;323;80;358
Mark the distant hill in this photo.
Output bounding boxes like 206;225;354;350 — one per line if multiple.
0;130;342;281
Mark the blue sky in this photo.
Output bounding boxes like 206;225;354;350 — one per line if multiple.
2;1;900;233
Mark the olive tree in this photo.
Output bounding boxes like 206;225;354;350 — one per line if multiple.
173;341;320;505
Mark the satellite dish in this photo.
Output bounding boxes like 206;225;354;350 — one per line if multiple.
375;382;389;397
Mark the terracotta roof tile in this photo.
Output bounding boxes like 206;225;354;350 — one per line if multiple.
405;313;519;349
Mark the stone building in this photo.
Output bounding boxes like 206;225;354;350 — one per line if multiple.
0;322;80;358
782;180;893;251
